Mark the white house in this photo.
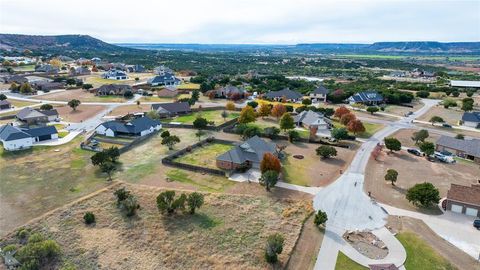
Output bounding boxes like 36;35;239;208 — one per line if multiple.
96;116;161;137
0;125;58;151
102;69;129;80
461;112;480;128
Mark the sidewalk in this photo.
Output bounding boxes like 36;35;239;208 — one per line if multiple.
33;131;82;146
413;119;480;133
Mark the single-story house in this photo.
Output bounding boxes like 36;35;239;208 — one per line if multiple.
293;110;331;131
102;69;128;80
212;85;246;99
148;73;181;86
32;81;65;91
151;102;191;117
35;64;59;74
389;71;406;78
96;116;161;137
264;88;303;102
0;100;11;110
95;84;133;96
435;135;480;163
16;107;59;124
69;66;91;76
444;184;480;217
461;111;480;128
348;91;384;105
157;87;179;97
309;85;329;102
0;124;58;151
216;136;277;170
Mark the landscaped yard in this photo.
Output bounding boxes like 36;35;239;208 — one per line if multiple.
335;252;366;270
80;72;155;87
165;110;239;125
174;142;234;169
0;183;312;269
332;119;384;139
397;232;455;270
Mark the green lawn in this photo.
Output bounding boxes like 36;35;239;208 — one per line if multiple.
165;110;239;125
247;117;311;139
335;252;367;270
58;131;69;138
12;64;35;72
174;142;234;169
332;119;383;139
166;169;234;193
397;232;456;270
282;153;314;186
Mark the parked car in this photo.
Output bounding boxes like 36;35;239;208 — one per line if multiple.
442;123;452;128
434;152;455;163
404;111;414;117
474;220;480;229
407;148;422;156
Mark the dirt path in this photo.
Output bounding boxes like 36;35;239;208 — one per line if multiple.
286;215;324;270
387;216;480;270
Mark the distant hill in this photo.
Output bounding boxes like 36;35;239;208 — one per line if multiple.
0;34;138;55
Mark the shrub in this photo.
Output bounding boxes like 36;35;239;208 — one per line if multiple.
28;233;44;244
83;212;96;224
314;210;328;227
114;187;131;204
265;233;284;263
16;228;30;240
123;196;140;217
288;130;300;142
316;145;337;159
416;91;430;98
161;130;170;138
187;192;204;214
3;244;17;253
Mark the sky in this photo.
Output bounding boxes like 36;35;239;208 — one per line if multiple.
0;0;479;44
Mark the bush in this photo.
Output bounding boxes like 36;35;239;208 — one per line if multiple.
416;91;430;98
314;210;328;227
288;130;300;142
28;233;44;244
16;228;30;240
16;234;61;269
123;196;140;217
265;233;284;264
161;130;170;138
83;212;96;224
316;145;337;159
114;187;131;204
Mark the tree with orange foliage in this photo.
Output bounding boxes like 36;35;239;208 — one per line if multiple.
260;153;282;173
91;65;98;72
340;113;356;125
271;104;286;120
258;103;271;118
371;143;383;161
207;91;216;100
226;101;235;111
347;119;365;135
334;106;350;119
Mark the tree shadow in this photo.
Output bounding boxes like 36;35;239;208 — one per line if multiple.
322;157;346;166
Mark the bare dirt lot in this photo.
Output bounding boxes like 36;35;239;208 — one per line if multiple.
107;104;152;116
55;104;106;122
387;216;479;270
390;129;442;148
384;100;424;117
418;105;463;125
1;183;312;270
365;150;479;214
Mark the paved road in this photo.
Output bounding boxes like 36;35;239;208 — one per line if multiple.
313;99;440;269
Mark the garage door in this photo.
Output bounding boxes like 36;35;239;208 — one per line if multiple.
38;135;51;141
466;208;478;217
451;204;463;213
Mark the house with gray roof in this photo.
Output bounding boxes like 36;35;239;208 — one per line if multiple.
2;75;28;84
0;100;11;110
35;64;59;74
435;135;480;163
96;116;161;137
148;73;181;86
309;85;329;102
16;107;59;124
461;111;480;128
216;136;277;170
0;124;58;151
348;91;384;105
293;110;331;133
69;66;91;76
151;102;191;117
102;69;128;80
264;88;303;102
95;84;133;96
212;85;246;99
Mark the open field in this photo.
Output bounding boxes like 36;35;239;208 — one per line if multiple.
34;89;129;103
384;100;424;116
173;142;234;169
418;106;463;125
165;110;239;125
0;137;109;236
282;141;358;187
55;104;106;122
0;183;312;269
5;99;38;108
107;104;152;116
364;149;479;214
177;82;200;90
387;216;478;270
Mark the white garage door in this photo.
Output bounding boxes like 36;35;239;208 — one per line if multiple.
466;208;478;217
451;204;463;213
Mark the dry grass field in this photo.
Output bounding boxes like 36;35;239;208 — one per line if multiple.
1;183;313;270
107;104;152;116
390;129;442;148
418;105;463;125
55;104;107;122
34;89;129;103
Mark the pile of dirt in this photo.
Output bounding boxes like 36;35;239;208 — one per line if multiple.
343;230;388;259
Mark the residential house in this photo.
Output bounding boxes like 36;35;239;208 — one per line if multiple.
127;64;146;73
95;84;133;96
32;81;65;91
0;100;11;110
460;111;480;128
348;91;384;105
102;69;128;80
112;63;127;71
69;66;91;76
76;58;91;65
96;116;161;137
212;85;246;99
157;87;179;98
444;184;480;217
264;88;303;102
435;135;480;163
389;71;406;78
150;102;191;117
154;65;173;75
148;73;181;86
0;124;58;151
293;110;331;133
309;85;329;102
35;64;59;74
16;107;59;124
216;136;278;170
2;75;28;84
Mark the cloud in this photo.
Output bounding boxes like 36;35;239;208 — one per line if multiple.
0;0;478;43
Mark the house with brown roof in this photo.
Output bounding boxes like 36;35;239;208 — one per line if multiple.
157;87;179;98
444;184;480;217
